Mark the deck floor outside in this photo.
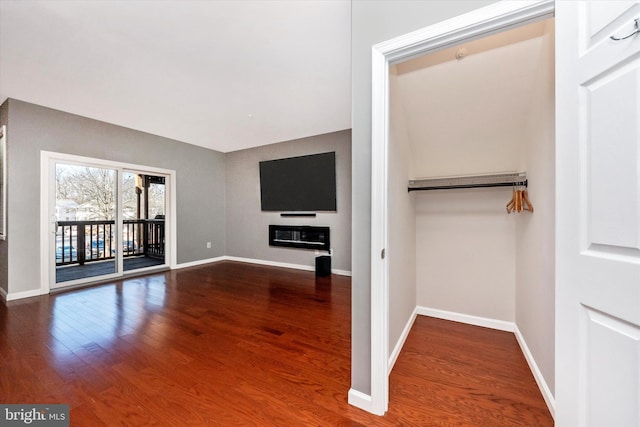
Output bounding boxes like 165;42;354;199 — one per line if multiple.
56;256;165;282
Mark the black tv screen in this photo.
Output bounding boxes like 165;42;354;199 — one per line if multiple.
259;152;336;212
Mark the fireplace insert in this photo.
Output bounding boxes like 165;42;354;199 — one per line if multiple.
268;225;330;252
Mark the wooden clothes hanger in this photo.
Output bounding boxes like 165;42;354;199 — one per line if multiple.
522;190;534;212
506;185;534;213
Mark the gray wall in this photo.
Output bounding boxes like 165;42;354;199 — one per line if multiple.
2;99;226;296
351;0;499;395
0;101;8;294
225;130;351;272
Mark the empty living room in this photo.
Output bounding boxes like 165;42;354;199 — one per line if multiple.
3;1;639;426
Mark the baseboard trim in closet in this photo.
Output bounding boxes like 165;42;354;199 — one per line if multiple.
388;307;419;372
416;306;515;332
514;325;556;419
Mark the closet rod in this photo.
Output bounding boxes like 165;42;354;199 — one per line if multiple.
408;172;527;192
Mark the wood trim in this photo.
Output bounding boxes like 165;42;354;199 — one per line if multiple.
177;256;352;277
347;388;374;412
388;307;418;373
514;325;556;419
5;287;46;301
175;256;228;270
369;45;390;416
417;306;515;332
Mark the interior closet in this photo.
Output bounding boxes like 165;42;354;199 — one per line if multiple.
387;17;556;393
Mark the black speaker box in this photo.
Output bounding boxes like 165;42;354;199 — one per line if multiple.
315;255;331;277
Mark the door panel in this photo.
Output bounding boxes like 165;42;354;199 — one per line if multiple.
586;64;640;254
581;307;640;426
53;162;118;286
556;1;640;425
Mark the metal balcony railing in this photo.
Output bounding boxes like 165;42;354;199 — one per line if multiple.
55;219;165;266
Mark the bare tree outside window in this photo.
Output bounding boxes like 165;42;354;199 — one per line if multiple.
56;166;164;221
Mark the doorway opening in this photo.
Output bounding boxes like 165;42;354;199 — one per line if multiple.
363;0;555;417
387;12;555;412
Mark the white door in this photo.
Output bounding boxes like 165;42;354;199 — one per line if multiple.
556;2;640;426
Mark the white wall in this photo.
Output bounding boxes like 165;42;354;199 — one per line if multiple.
401;23;552;323
388;66;417;357
415;189;517;321
515;19;556;395
394;21;549;178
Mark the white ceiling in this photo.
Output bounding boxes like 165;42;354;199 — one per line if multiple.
0;1;352;153
393;19;554;178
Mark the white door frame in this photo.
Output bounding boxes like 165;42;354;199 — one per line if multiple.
368;0;555;416
39;151;177;294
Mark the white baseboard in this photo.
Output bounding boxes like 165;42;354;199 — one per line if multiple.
174;255;353;276
175;256;227;269
348;388;375;413
6;288;47;302
514;325;555;419
416;306;554;419
416;306;515;332
388;307;418;372
224;256;315;272
223;256;352;276
331;268;352;277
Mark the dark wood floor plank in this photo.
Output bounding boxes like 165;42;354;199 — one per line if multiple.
1;261;552;425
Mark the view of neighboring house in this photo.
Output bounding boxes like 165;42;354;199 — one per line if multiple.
56;200;78;221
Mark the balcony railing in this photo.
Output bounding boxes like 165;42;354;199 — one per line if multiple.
56;219;165;266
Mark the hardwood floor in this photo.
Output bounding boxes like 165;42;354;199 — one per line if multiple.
1;261;552;426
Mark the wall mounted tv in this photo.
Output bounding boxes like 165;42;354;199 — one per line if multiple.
259;152;336;212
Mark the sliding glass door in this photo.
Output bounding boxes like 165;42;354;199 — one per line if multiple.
46;154;172;291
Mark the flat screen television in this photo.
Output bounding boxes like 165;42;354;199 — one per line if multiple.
259;152;336;212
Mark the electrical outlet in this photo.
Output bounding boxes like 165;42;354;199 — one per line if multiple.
206;242;211;249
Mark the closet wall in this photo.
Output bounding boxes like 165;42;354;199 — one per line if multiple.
388;66;417;357
514;19;555;394
388;19;555;394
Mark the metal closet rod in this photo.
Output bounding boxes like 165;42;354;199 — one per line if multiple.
408;172;527;192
